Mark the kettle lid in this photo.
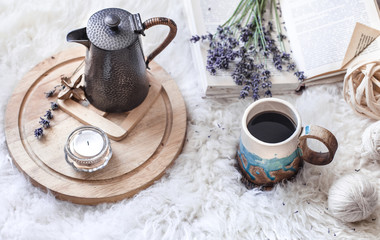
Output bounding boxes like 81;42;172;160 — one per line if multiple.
86;8;144;50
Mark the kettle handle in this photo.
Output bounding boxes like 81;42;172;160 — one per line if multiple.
143;17;177;69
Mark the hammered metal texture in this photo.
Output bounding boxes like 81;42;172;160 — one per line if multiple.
87;8;138;50
84;39;149;113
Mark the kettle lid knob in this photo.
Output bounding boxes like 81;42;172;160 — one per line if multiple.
86;8;142;51
104;14;120;28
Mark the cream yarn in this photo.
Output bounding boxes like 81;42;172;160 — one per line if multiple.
361;121;380;161
328;173;378;222
343;60;380;120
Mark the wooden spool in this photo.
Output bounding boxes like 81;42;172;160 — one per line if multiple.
4;47;187;205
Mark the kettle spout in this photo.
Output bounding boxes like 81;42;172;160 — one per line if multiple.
67;28;90;49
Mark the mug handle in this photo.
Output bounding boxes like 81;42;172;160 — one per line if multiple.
299;125;338;165
143;17;177;69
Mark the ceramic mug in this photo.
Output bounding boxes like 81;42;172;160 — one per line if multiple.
237;98;338;187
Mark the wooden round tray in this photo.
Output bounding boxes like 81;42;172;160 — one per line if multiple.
5;47;187;205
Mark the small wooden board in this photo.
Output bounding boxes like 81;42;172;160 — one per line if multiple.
58;72;163;141
5;47;187;205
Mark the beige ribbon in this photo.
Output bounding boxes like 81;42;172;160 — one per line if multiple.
343;60;380;120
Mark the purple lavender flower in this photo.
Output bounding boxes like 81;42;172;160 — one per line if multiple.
44;89;56;98
294;71;306;82
34;127;43;139
278;34;287;41
282;53;290;60
217;26;224;34
39;117;50;128
190;35;201;43
44;109;53;120
240;90;249;99
206;65;216;75
240;27;252;42
287;63;296;71
252;91;260;101
262;70;271;77
268;21;274;31
50;102;59;110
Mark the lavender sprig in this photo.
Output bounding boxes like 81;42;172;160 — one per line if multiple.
191;0;305;99
35;98;60;140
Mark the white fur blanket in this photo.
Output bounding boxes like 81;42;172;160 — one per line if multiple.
0;0;379;239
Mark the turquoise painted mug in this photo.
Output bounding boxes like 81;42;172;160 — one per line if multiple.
237;98;338;187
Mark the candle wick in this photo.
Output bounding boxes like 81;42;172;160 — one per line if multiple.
87;141;89;146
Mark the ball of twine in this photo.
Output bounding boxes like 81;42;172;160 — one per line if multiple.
361;121;380;161
343;60;380;120
328;173;378;223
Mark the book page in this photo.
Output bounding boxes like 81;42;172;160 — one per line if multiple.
280;0;380;78
342;23;380;69
199;0;240;33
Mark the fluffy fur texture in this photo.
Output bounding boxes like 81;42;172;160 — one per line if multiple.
1;0;380;239
328;173;378;223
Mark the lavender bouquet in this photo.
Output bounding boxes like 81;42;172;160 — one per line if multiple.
191;0;305;99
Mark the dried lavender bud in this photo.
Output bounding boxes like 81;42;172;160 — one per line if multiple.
240;27;252;43
44;85;61;98
287;63;296;71
44;89;56;98
282;52;290;60
50;102;59;110
34;127;43;139
268;21;274;31
239;85;251;99
39;117;50;128
294;71;306;82
278;34;287;41
190;35;201;43
262;70;271;77
44;109;53;120
252;91;260;101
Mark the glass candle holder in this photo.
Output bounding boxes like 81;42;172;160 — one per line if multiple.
64;126;112;172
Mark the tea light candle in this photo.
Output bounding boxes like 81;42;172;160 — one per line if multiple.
73;130;104;157
64;126;112;172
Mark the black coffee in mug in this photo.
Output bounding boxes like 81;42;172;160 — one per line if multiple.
247;111;296;143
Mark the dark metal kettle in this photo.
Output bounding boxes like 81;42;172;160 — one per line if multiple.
66;8;177;113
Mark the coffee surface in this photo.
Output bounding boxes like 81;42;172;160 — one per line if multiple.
247;111;296;143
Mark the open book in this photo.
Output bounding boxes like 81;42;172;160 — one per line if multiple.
184;0;380;98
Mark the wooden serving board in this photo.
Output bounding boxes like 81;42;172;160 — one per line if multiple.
5;47;187;205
